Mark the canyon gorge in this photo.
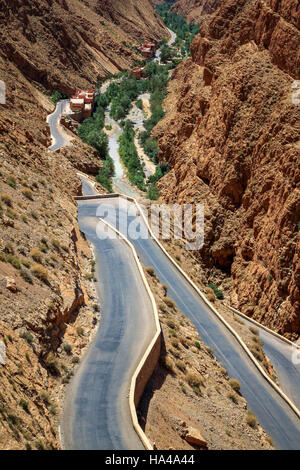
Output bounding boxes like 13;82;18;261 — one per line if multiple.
154;0;300;339
0;0;299;452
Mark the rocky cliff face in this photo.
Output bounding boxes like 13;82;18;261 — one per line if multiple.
0;0;167;92
0;0;167;449
154;0;300;338
170;0;220;23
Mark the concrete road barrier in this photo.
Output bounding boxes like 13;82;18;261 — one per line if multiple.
226;304;300;349
83;193;300;421
74;191;300;450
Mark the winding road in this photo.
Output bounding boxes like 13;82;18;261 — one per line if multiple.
48;27;177;154
47;99;71;151
229;311;300;411
102;26;178;193
64;193;300;450
62;212;154;450
61;25;300;450
155;28;177;63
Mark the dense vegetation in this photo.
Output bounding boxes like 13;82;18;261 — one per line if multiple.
75;3;198;197
76;4;197;197
156;3;200;57
146;162;169;200
105;73;147;121
78;95;114;193
78;96;107;154
119;121;145;191
160;43;175;64
101;63;171;195
148;162;169;185
96;158;114;193
139;61;170;164
51;90;69;104
146;183;160;201
208;283;224;300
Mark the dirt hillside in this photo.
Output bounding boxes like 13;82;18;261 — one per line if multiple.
153;0;300;339
0;0;168;93
0;0;167;449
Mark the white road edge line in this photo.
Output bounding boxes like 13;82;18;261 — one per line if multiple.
75;191;300;450
226;304;300;348
102;193;300;420
46;100;71;152
132;196;300;420
46;108;57;150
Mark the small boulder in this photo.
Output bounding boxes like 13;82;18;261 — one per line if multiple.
185;427;207;448
6;277;16;292
2;218;14;228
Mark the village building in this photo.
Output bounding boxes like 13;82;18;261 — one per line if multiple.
69;89;95;122
138;39;156;59
130;66;145;79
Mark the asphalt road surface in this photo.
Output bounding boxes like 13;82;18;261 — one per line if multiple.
72;196;300;450
62;214;155;450
155;28;177;63
231;313;300;411
47;99;70;151
62;24;300;449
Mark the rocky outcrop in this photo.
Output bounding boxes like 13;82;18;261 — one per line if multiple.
171;0;220;23
0;1;111;444
0;0;168;91
5;277;16;293
179;421;208;448
0;322;60;450
154;0;300;338
185;427;208;448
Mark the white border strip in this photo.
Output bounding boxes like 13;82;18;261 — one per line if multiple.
76;193;300;435
97;194;300;420
98;218;161;450
226;304;300;349
133;197;300;420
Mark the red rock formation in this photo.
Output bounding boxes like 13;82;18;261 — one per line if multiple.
154;0;300;338
0;0;168;91
171;0;220;23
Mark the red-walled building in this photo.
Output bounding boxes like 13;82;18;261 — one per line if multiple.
138;40;156;59
130;66;145;79
70;89;95;121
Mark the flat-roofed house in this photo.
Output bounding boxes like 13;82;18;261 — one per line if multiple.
131;66;145;79
138;39;157;59
70;97;85;112
69;89;95;122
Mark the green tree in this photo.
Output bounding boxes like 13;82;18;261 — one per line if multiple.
119;121;145;190
160;44;174;63
147;183;159;200
96;157;115;193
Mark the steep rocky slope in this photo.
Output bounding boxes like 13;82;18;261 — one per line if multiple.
171;0;220;23
0;51;104;449
154;0;300;338
0;0;168;93
152;0;220;24
138;268;274;450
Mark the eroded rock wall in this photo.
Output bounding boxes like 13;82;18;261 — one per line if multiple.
154;0;300;338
